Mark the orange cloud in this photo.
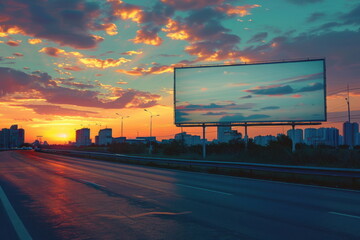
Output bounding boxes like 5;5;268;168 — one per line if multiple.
62;66;83;71
131;29;163;46
292;94;302;98
121;50;143;55
111;1;143;23
116;64;173;76
0;25;24;37
102;23;118;36
79;57;130;69
117;81;128;84
217;4;261;17
39;47;84;58
28;38;42;44
6;40;20;47
162;19;190;40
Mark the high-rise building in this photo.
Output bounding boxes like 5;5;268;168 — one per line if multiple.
217;126;242;143
304;128;340;147
317;128;339;147
76;128;91;146
0;125;25;149
304;128;317;145
98;128;112;145
287;129;303;145
343;122;359;147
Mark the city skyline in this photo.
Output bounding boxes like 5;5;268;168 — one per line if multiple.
21;121;359;148
0;0;360;143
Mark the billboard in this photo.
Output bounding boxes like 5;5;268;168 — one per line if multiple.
174;59;326;125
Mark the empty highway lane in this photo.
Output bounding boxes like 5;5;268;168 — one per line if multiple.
0;151;359;240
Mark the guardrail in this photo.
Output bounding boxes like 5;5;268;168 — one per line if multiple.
36;149;360;179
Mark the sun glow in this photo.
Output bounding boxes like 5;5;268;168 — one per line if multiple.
58;133;68;139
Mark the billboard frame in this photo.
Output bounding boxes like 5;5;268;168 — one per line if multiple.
174;58;327;127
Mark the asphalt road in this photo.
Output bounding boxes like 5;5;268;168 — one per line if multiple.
0;150;359;240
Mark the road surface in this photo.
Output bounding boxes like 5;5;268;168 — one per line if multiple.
0;150;359;240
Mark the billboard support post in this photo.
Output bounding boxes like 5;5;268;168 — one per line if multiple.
244;123;248;150
291;123;296;152
202;124;206;159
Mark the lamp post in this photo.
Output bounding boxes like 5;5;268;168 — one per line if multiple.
144;109;159;155
144;109;159;137
116;113;130;137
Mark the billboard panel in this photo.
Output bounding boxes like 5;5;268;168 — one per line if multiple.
174;59;326;125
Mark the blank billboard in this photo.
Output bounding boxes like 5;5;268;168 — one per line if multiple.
174;59;326;125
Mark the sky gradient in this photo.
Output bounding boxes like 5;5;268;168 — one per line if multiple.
0;0;359;143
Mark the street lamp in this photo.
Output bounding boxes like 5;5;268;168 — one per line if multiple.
116;113;130;137
144;109;159;137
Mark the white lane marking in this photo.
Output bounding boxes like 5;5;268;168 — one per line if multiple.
176;183;233;196
329;211;360;220
0;186;32;240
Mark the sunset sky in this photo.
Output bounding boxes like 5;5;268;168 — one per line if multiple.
0;0;359;144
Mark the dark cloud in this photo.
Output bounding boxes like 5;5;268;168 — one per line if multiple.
202;112;228;116
179;103;255;111
242;30;360;91
0;0;104;49
247;32;268;43
307;12;326;22
0;67;160;109
159;54;182;57
220;114;271;122
297;82;324;92
15;104;97;117
240;95;252;99
261;106;280;110
59;80;95;89
341;4;360;25
245;82;323;96
13;53;24;57
175;110;190;122
279;72;324;84
161;0;226;10
6;41;20;47
286;0;323;5
246;85;294;95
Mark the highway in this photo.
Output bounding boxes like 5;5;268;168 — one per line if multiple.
0;151;359;240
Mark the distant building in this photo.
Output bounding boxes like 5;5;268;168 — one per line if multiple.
343;122;359;147
161;139;174;144
317;128;339;147
126;139;148;144
98;128;112;145
339;135;344;146
304;128;317;146
136;137;157;142
217;126;242;143
355;133;360;146
113;137;126;144
0;125;25;149
76;128;91;146
175;132;202;146
287;129;303;145
254;135;276;146
304;128;340;147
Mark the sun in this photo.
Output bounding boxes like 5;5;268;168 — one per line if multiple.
58;133;68;139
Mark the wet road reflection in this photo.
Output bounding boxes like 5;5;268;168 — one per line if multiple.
0;151;360;240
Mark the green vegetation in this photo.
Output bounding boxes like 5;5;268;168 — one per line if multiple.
103;135;360;169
